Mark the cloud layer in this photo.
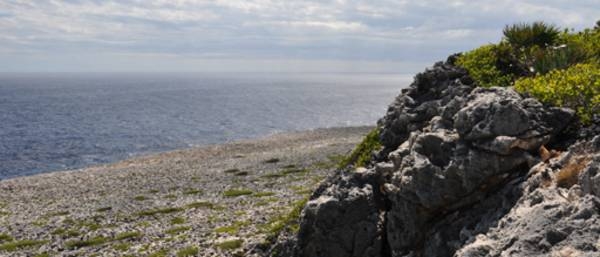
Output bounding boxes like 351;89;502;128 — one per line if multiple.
1;0;598;72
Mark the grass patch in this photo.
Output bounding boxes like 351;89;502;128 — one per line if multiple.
34;253;50;257
215;239;243;250
65;236;108;249
165;226;191;235
148;249;168;257
45;211;69;217
223;168;240;173
185;201;214;209
264;158;280;164
223;189;254;197
176;246;198;257
164;194;177;200
134;195;149;201
252;192;276;197
115;231;142;241
170;217;186;225
137;207;184;216
0;240;46;252
261;173;285;179
95;207;112;212
113;242;131;251
214;220;249;235
338;128;381;169
234;171;249;176
148;189;160;194
183;189;203;195
0;211;9;216
0;234;12;242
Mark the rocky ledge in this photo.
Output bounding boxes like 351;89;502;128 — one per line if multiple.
272;56;600;257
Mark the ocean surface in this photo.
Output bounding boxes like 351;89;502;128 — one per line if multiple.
0;72;412;179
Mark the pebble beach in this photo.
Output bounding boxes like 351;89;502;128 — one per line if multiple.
0;126;371;257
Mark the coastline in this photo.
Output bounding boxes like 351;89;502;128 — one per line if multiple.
0;126;371;256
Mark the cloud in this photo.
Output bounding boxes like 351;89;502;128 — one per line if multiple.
0;0;598;72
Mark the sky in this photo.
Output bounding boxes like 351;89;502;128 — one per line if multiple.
0;0;599;73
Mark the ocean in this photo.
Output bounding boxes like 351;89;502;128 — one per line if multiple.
0;72;411;179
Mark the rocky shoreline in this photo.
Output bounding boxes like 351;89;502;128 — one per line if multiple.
0;126;372;256
273;57;600;257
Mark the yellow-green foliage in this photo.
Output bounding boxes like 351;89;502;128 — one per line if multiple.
338;128;382;168
515;63;600;123
456;44;514;88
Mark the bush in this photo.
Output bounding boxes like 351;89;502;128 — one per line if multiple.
503;21;560;49
515;63;600;123
456;44;514;88
558;28;600;65
532;44;589;74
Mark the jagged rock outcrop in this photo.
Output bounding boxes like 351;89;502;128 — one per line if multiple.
270;56;600;257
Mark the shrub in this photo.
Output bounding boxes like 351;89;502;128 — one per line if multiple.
515;63;600;123
456;44;514;88
503;21;560;49
558;28;600;65
532;44;589;74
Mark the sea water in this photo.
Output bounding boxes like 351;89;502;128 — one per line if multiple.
0;72;411;179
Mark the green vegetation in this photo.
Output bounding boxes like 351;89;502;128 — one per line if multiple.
114;231;142;241
45;211;69;217
185;201;214;209
0;234;12;242
183;188;203;195
515;64;600;123
456;44;514;88
223;189;254;197
95;207;112;212
137;207;184;216
34;253;50;257
252;191;276;197
170;216;186;225
214;220;249;234
134;195;148;201
64;231;141;250
113;242;131;251
148;249;168;257
176;246;198;257
223;168;240;173
338;128;382;169
0;240;46;252
261;197;308;243
263;158;280;163
503;21;560;49
456;21;600;123
166;226;191;235
215;239;243;250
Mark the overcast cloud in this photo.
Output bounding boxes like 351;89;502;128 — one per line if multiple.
0;0;598;72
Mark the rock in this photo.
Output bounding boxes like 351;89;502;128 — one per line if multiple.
295;171;384;257
274;56;600;257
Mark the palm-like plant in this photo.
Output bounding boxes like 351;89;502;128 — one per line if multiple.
503;21;560;49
